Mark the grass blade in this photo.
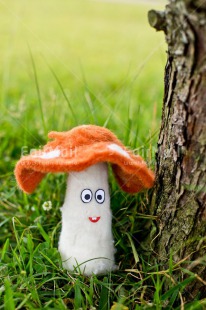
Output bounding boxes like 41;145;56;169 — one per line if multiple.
99;277;109;310
126;233;140;264
4;279;15;310
74;279;83;309
1;238;10;261
37;222;51;244
162;276;195;301
48;65;78;124
28;46;47;135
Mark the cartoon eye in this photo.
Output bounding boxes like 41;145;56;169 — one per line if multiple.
81;189;92;203
95;189;105;204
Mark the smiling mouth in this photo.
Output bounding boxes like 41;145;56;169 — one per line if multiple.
89;217;101;223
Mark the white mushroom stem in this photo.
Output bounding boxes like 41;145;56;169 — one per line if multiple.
58;162;117;275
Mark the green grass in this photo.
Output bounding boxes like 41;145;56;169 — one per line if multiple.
1;0;206;309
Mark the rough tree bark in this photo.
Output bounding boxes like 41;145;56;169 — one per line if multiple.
148;0;206;299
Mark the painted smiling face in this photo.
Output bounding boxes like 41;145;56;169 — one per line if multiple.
81;188;105;223
58;162;116;275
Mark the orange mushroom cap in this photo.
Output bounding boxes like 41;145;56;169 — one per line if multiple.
14;125;155;194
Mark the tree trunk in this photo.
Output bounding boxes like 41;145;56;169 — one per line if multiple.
148;0;206;299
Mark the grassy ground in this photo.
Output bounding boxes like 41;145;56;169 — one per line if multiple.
1;0;205;309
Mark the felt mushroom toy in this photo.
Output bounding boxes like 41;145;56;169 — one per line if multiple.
15;125;154;275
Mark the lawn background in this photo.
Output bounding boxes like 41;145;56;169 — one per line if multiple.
2;0;202;309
